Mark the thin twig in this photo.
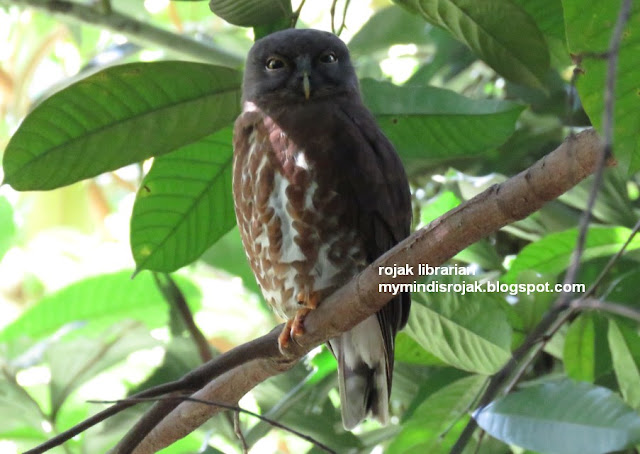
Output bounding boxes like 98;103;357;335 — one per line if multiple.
152;273;212;362
234;411;248;454
330;0;338;34
472;430;486;454
4;0;243;67
291;0;307;28
99;396;337;454
336;0;351;36
574;298;640;323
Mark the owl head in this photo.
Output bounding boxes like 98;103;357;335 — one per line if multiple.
242;28;360;110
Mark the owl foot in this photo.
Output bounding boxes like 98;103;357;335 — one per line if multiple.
277;291;320;353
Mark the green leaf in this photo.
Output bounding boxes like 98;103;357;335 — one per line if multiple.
401;368;470;421
420;191;461;226
512;271;556;332
48;322;158;416
504;226;640;283
2;62;241;190
388;375;485;454
512;0;569;67
608;320;640;410
361;79;524;166
563;313;612;382
209;0;292;27
348;5;430;56
559;171;638;228
0;271;200;346
419;191;502;269
476;379;640;454
406;285;512;374
563;0;640;173
394;332;446;366
0;376;45;436
0;196;16;261
393;0;550;88
130;127;235;272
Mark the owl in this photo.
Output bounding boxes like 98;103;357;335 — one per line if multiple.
232;28;411;429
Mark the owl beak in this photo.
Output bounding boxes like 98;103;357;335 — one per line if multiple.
302;71;311;100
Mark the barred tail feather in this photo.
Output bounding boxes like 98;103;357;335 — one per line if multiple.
329;315;390;430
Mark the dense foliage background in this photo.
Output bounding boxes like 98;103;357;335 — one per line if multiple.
0;0;639;453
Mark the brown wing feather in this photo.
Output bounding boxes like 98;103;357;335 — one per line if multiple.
335;102;412;389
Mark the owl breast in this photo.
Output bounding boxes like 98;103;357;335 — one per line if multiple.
233;113;367;320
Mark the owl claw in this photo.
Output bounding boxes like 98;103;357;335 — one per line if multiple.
277;292;320;354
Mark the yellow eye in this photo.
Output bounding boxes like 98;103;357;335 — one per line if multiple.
266;57;286;70
319;51;338;63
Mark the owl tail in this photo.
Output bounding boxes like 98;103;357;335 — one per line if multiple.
328;315;390;430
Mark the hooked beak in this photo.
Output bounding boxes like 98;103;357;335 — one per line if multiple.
296;55;312;101
302;71;311;100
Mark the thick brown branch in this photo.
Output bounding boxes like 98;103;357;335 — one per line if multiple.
114;128;609;453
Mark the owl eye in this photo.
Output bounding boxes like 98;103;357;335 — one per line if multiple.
265;57;286;70
319;51;338;64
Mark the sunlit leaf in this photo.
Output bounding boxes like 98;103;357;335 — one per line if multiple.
348;6;430;56
361;79;524;167
563;0;640;173
476;380;640;454
209;0;291;27
608;320;640;410
48;322;157;416
503;226;640;283
563;313;612;382
2;62;240;190
0;376;45;436
388;375;485;454
406;286;512;374
0;271;200;346
394;0;550;88
130;127;235;272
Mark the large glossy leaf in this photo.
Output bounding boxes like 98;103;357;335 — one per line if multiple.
563;0;640;173
393;0;550;88
2;62;241;190
608;320;640;410
476;380;640;454
361;79;524;166
503;226;640;282
130;127;235;272
0;271;200;346
209;0;291;27
388;375;485;454
406;287;512;374
563;313;612;382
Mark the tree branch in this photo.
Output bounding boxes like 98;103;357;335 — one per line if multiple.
24;129;610;453
4;0;244;67
115;128;610;453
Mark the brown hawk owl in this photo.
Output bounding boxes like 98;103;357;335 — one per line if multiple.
232;28;411;429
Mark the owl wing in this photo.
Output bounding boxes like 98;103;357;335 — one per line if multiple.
336;102;412;391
